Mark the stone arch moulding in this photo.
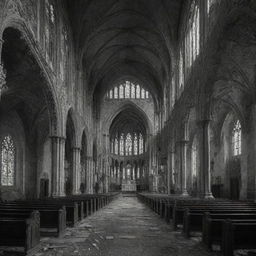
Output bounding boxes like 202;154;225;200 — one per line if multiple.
1;18;62;137
104;101;153;136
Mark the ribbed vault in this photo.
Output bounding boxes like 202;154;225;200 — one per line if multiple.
110;106;148;137
66;0;183;102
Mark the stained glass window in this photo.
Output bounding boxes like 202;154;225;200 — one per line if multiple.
131;83;135;98
112;132;145;156
185;1;200;72
134;133;138;155
136;85;140;98
126;133;132;156
141;88;145;99
114;87;118;99
232;120;241;156
106;82;149;99
114;137;118;154
119;85;124;99
125;81;130;98
120;134;124;156
139;133;144;154
1;135;15;186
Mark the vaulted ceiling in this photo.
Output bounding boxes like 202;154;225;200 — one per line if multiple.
110;106;148;136
66;0;183;101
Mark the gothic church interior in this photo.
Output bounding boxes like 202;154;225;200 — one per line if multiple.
0;0;256;255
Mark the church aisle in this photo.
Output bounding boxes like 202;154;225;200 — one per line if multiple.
38;195;219;256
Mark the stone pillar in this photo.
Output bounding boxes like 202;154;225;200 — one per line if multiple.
199;120;214;199
51;136;65;197
72;147;81;194
179;140;189;196
168;145;175;194
86;157;93;194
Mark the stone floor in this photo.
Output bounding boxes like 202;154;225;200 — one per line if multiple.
32;195;223;256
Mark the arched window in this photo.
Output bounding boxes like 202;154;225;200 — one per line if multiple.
141;88;145;99
131;83;135;98
120;134;124;156
1;135;15;186
136;85;140;98
185;1;200;72
134;133;138;155
139;133;144;154
119;85;124;99
125;81;130;98
232;120;241;156
106;81;150;99
114;137;118;155
114;87;118;99
126;133;132;156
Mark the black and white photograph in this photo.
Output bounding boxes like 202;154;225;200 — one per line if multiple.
0;0;256;255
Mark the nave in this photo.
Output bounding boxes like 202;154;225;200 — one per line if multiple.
36;195;217;256
1;0;256;255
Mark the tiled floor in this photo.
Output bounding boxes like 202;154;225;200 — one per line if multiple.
36;195;220;256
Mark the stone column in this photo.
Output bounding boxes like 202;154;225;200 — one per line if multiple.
86;156;93;194
51;136;65;197
179;140;189;196
199;120;214;199
72;147;81;194
167;145;175;194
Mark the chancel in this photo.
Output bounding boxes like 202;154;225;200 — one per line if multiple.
0;0;256;256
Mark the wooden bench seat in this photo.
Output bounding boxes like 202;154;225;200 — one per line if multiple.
222;220;256;256
202;213;256;250
0;211;40;255
0;205;66;237
182;207;256;236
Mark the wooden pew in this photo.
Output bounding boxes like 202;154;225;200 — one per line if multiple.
202;212;256;250
222;220;256;256
0;204;66;237
183;207;256;237
174;203;256;230
0;211;40;255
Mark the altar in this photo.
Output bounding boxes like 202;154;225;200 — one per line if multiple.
122;179;137;192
